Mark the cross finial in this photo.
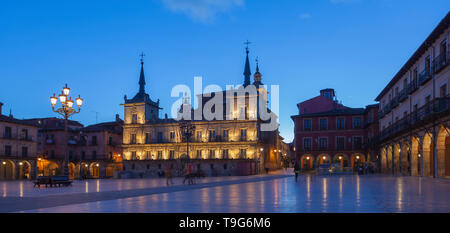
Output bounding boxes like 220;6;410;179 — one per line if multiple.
255;56;259;65
244;40;251;53
139;52;146;64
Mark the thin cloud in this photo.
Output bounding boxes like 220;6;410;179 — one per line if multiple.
299;13;312;19
161;0;244;22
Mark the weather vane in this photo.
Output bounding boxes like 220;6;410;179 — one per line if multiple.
139;52;146;63
244;40;251;53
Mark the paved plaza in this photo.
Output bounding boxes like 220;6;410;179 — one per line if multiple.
1;170;450;213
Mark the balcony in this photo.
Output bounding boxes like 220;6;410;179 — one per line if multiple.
378;95;450;142
398;88;408;102
407;81;418;95
418;68;432;86
433;51;449;74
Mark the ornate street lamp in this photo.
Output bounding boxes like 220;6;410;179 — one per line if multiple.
50;84;83;176
179;120;195;161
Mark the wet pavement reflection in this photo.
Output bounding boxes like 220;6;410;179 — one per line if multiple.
10;174;450;213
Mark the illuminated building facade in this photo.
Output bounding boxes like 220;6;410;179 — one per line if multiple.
0;102;38;180
122;49;284;177
375;12;450;178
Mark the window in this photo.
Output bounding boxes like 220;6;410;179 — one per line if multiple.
132;114;137;124
169;150;175;159
145;133;150;144
209;130;216;142
92;150;97;159
130;134;136;144
336;137;345;150
240;149;247;159
209;150;215;159
223;149;229;159
81;151;86;160
131;151;137;160
4;145;11;156
196;131;202;142
303;138;312;151
353;117;362;128
318;138;328;149
353;137;363;150
441;84;447;98
223;129;229;141
146;151;151;160
196;150;202;159
403;79;407;89
157;151;163;160
425;56;431;72
91;136;97;145
21;129;28;140
240;129;247;141
21;147;28;157
337;118;345;130
157;132;163;142
108;136;113;145
4;126;12;138
319;119;327;130
169;131;175;141
50;150;55;158
303;119;311;131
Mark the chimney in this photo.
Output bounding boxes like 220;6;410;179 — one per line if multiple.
0;102;3;115
165;113;168;119
115;114;120;122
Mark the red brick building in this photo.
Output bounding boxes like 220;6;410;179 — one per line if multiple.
291;89;379;170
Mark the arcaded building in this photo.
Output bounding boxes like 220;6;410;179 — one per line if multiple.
291;89;379;170
0;102;38;180
375;12;450;178
122;49;284;177
25;117;123;179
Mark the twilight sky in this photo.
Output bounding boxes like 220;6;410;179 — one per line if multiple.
0;0;449;143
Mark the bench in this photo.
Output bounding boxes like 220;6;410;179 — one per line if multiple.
33;176;72;188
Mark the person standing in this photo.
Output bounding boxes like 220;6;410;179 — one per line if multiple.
294;162;300;182
165;164;174;186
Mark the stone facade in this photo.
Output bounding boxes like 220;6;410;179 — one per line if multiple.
0;102;38;180
122;50;283;177
375;12;450;178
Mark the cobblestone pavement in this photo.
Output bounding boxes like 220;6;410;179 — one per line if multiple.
1;171;450;213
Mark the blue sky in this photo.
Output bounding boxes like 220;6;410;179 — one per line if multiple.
0;0;448;142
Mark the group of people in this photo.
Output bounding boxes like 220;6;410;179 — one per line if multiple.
164;163;199;186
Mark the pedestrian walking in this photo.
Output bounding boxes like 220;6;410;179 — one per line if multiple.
294;162;300;182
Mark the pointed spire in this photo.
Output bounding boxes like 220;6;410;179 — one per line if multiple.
243;40;251;87
139;53;146;94
253;57;263;86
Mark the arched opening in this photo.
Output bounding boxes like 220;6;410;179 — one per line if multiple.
423;133;433;177
18;161;31;180
68;163;76;180
81;163;90;179
351;154;365;169
393;144;401;174
386;146;393;173
90;163;100;178
317;154;331;165
0;160;15;180
400;142;410;175
381;148;387;173
300;155;313;170
436;126;449;177
411;137;420;176
332;154;349;169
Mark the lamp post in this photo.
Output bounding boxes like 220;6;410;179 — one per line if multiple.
179;120;195;161
50;84;83;176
